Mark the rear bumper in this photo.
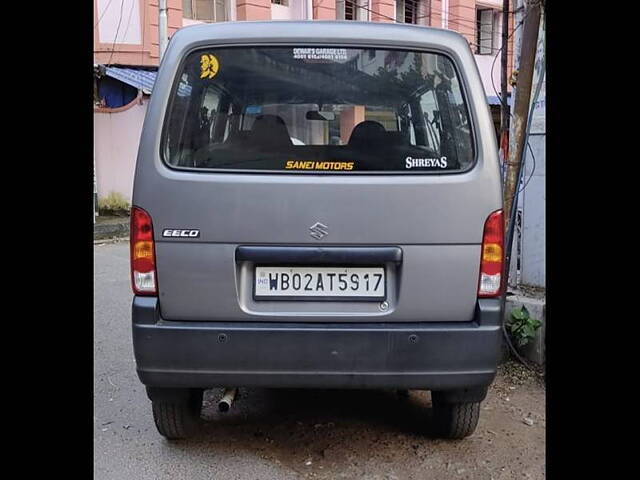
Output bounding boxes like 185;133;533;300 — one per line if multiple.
132;297;503;390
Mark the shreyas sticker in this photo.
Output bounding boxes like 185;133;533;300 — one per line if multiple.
405;156;448;169
200;54;219;79
285;161;354;171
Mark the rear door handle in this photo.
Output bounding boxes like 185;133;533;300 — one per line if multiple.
236;246;403;265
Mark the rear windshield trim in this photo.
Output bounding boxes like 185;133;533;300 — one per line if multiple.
159;43;478;176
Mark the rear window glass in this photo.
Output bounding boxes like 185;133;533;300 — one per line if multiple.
162;47;474;173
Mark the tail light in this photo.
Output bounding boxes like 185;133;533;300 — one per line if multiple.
478;209;504;297
130;206;157;295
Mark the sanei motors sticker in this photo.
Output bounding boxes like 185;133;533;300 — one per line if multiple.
286;161;354;171
200;54;219;79
405;156;448;169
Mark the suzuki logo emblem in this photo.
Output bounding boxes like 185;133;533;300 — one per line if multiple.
309;222;329;240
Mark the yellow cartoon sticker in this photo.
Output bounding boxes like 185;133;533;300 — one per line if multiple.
200;54;219;79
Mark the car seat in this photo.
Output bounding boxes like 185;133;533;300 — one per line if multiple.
248;114;293;149
347;121;387;150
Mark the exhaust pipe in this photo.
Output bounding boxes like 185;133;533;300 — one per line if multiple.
218;388;238;412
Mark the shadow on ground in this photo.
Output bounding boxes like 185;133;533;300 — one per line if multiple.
126;377;544;479
199;387;437;437
157;388;456;476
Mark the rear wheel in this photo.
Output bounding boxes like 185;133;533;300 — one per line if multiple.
431;393;481;439
151;388;203;440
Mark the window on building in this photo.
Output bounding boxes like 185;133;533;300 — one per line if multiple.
345;0;355;20
397;0;414;24
183;0;193;17
336;0;368;21
271;0;289;5
476;8;501;55
183;0;228;22
396;0;429;25
404;0;416;23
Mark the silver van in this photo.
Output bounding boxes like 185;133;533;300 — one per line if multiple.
131;21;504;440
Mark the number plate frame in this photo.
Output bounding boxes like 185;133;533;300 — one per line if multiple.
253;265;387;302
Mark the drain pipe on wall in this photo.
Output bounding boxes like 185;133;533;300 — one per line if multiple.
93;136;97;223
159;0;168;61
307;0;313;20
442;0;449;29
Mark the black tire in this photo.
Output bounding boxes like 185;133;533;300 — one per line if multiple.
432;397;481;439
151;389;203;440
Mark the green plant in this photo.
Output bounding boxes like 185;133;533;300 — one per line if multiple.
98;191;130;215
507;305;542;348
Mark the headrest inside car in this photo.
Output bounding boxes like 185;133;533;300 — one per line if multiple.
249;114;292;148
348;121;387;149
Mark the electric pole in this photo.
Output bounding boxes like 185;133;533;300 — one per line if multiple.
159;0;168;61
503;0;542;234
500;0;510;139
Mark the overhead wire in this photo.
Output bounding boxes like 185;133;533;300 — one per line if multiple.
341;0;532;190
106;0;126;67
121;0;137;45
139;0;148;92
414;0;522;24
391;0;544;368
343;0;514;55
341;0;540;205
343;0;397;22
491;7;525;182
489;5;542;195
516;11;545;194
377;0;501;31
94;0;115;29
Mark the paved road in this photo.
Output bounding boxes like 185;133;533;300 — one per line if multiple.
94;241;545;480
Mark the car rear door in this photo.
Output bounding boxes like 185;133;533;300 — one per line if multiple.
132;29;502;324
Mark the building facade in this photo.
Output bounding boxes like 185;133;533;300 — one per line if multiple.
94;0;514;205
94;1;513;88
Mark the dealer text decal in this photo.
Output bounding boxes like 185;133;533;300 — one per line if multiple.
292;48;348;62
285;161;354;171
405;156;448;169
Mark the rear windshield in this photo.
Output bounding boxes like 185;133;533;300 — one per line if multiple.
162;47;474;173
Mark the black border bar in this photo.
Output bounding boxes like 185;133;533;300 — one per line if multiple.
236;246;403;265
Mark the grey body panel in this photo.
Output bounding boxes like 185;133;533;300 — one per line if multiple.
156;243;481;322
133;296;502;390
133;21;502;323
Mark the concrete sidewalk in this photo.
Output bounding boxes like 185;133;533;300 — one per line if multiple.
94;215;129;240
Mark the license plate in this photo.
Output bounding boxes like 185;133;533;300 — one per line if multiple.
254;266;386;300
